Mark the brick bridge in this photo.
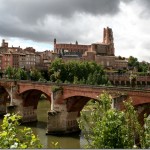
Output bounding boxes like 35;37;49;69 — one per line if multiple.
0;79;149;134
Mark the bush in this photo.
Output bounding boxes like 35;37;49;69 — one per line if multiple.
0;113;42;149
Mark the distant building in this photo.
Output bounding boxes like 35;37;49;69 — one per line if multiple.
0;40;55;71
83;27;127;69
91;27;115;56
54;39;90;57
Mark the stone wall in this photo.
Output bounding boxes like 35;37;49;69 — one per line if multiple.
21;106;37;122
47;110;79;134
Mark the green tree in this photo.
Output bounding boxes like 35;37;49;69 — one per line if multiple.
30;68;43;81
138;61;149;73
16;68;28;80
78;92;150;149
141;115;150;148
128;56;139;68
0;113;42;149
86;73;93;85
5;67;28;80
73;76;79;84
5;66;18;79
49;59;108;85
5;66;13;79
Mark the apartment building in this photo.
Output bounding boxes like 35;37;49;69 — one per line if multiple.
0;40;53;71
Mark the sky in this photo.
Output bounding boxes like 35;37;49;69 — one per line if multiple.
0;0;150;61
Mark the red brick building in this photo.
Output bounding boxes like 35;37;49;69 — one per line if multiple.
83;27;127;69
54;39;90;56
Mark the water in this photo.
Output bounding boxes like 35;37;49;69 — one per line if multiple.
0;100;85;149
33;99;82;148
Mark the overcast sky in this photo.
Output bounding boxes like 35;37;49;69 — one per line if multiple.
0;0;150;61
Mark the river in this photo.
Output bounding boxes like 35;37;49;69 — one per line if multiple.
0;100;85;149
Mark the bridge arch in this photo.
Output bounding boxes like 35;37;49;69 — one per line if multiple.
65;96;98;113
19;89;52;122
21;89;51;109
0;86;10;114
135;103;150;125
19;86;52;98
62;87;101;102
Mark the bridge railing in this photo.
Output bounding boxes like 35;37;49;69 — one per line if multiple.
1;79;150;91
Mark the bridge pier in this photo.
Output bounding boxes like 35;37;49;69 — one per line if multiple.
20;106;37;122
46;110;79;135
47;90;80;134
7;105;37;122
0;94;8;115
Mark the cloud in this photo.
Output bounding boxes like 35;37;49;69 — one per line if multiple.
2;0;121;20
0;0;121;43
0;0;150;62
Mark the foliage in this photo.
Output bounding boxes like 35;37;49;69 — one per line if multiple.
49;58;108;85
40;94;47;100
118;56;125;60
4;66;46;81
5;66;27;80
30;68;43;81
0;113;42;149
15;68;28;80
128;56;149;73
41;70;49;81
128;56;139;68
5;66;18;79
138;61;149;73
141;115;150;148
51;85;63;93
78;91;150;149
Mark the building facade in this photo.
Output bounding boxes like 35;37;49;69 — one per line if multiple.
54;39;90;56
0;40;56;71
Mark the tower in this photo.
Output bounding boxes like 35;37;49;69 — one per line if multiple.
102;27;115;56
103;27;113;44
54;38;57;52
1;39;8;48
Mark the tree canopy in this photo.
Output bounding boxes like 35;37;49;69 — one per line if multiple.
49;58;108;85
5;67;44;81
78;92;150;149
128;56;149;73
128;56;139;68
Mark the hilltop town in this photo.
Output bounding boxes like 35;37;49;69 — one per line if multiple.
0;27;129;71
0;27;149;75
